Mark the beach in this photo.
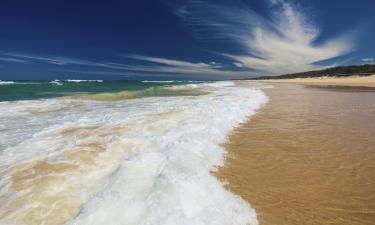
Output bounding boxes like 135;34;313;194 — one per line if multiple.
258;75;375;88
1;79;375;225
1;0;375;223
217;81;375;225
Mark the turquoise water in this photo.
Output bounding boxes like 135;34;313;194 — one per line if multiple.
0;80;203;101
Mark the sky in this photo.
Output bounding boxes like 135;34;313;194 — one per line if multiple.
0;0;374;80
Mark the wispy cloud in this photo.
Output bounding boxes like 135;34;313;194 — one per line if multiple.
2;52;138;71
362;57;374;62
121;54;260;79
0;56;29;64
176;0;356;75
1;0;358;80
124;54;222;69
3;53;98;66
3;53;133;70
0;1;360;79
1;52;253;79
121;54;239;76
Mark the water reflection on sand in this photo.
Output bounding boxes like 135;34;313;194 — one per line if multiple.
218;83;375;225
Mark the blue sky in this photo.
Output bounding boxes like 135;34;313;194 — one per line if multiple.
0;0;374;80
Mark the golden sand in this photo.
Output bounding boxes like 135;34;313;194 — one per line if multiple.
259;74;375;88
217;83;375;225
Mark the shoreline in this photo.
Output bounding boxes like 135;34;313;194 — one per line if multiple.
0;81;264;225
254;74;375;88
217;83;375;225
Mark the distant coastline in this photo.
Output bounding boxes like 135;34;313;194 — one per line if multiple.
255;75;375;88
249;64;375;88
252;64;375;80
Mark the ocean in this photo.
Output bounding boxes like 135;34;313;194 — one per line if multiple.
0;80;267;225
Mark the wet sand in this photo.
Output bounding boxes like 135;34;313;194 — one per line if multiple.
217;83;375;225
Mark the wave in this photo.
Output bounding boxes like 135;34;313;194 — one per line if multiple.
0;81;267;225
0;80;103;86
141;80;201;83
0;81;43;85
50;80;63;85
0;81;15;85
65;79;104;83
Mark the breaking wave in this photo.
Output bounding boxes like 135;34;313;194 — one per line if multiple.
0;81;267;225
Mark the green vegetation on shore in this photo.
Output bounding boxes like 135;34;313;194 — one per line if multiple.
252;64;375;80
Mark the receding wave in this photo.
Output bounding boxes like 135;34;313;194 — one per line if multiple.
0;81;267;225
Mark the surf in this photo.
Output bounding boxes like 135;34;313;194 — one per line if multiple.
0;81;267;225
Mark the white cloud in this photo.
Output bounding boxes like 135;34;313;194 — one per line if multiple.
176;0;356;75
0;57;29;63
124;54;222;69
2;52;255;79
2;53;136;71
233;62;243;68
4;53;96;66
0;1;359;79
121;54;253;78
362;57;374;62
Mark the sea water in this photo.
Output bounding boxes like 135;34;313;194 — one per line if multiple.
0;80;267;225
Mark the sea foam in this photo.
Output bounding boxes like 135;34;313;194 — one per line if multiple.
0;81;267;225
0;81;15;85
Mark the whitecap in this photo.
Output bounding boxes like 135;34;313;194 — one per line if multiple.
66;79;104;82
0;81;15;85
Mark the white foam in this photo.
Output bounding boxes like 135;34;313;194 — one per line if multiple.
50;80;63;85
0;81;15;85
0;81;268;225
66;79;104;82
141;80;176;83
0;81;43;85
141;80;200;83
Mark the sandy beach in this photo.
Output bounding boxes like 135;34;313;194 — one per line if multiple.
217;82;375;225
257;75;375;88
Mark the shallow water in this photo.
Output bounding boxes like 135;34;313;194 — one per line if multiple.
218;83;375;225
0;81;267;225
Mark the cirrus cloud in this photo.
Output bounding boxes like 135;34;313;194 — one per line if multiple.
176;0;356;75
0;1;359;79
